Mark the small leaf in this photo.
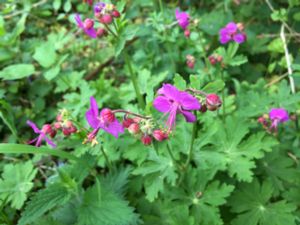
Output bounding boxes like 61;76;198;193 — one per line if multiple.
173;73;186;90
202;79;225;93
33;41;57;68
0;64;35;80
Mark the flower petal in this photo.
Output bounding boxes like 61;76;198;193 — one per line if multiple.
220;34;231;44
158;83;181;101
225;22;238;34
153;96;172;113
75;14;84;29
179;92;201;110
233;33;246;44
27;120;41;134
180;110;196;123
101;119;124;138
86;97;100;129
84;28;97;38
44;136;57;148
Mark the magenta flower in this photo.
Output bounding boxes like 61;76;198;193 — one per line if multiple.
153;84;201;129
94;2;106;14
269;108;289;132
85;97;124;138
219;22;246;44
27;121;56;148
74;14;97;38
175;9;190;30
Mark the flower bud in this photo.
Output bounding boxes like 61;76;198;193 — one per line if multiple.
84;18;94;30
54;122;61;129
208;55;217;65
64;120;73;128
69;125;77;133
101;108;115;123
133;117;142;123
141;135;152;146
184;29;190;38
199;104;207;113
206;94;222;111
216;55;223;62
96;28;107;38
42;124;53;134
99;14;113;24
122;118;134;128
62;128;71;136
49;129;57;138
128;123;140;135
56;114;63;122
112;10;121;18
152;130;168;142
186;55;195;69
237;22;244;31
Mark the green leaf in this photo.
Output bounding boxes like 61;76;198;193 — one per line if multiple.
229;55;248;66
189;74;201;89
33;41;57;68
53;0;61;11
77;185;140;225
173;73;186;90
133;149;177;202
18;184;71;225
0;161;37;209
197;117;278;182
202;79;225;93
0;144;78;161
0;100;18;137
229;179;297;225
0;64;35;80
115;26;138;57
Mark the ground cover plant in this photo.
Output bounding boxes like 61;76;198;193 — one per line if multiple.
0;0;300;224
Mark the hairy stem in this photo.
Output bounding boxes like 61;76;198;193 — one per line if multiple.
124;51;145;109
112;109;151;119
100;145;112;170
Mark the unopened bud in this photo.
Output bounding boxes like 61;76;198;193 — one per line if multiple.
62;128;71;136
56;114;63;122
128;123;140;134
49;129;57;138
112;10;121;18
152;130;168;142
84;18;94;29
184;29;190;38
96;28;107;37
186;55;195;69
237;22;244;31
208;55;217;65
42;124;52;134
99;14;113;24
54;122;61;129
141;135;152;146
122;118;134;128
101;108;115;123
199;104;207;113
206;94;222;111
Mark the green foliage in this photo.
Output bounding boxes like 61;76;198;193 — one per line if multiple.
0;161;37;209
229;179;297;225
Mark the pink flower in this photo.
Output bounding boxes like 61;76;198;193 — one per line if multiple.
269;108;289;132
153;84;201;130
219;22;246;44
27;121;56;148
74;14;97;38
175;9;190;30
85;97;124;138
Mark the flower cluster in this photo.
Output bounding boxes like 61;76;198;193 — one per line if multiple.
27;110;77;148
186;55;196;69
258;108;289;134
175;9;190;37
219;22;246;44
208;54;223;66
75;2;120;38
27;83;222;148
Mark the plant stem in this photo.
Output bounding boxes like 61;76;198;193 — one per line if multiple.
100;145;112;170
123;50;145;109
177;113;198;184
158;0;164;14
221;72;226;122
112;109;151;119
103;23;118;38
